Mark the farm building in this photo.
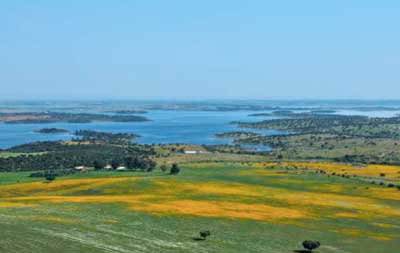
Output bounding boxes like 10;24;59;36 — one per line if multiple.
74;166;89;172
116;166;127;171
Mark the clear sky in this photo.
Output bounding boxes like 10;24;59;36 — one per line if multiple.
1;1;399;100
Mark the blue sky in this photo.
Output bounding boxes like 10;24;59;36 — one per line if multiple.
1;1;399;100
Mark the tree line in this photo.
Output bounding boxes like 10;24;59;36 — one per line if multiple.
0;141;156;172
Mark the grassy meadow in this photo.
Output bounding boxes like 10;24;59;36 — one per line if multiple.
0;160;399;252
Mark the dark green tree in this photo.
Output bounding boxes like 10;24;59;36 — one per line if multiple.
170;163;180;175
199;231;211;240
302;240;320;252
45;173;56;182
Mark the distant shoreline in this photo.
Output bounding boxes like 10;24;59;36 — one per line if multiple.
0;112;149;124
34;128;70;134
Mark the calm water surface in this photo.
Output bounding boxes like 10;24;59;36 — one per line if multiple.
0;110;281;149
0;109;398;149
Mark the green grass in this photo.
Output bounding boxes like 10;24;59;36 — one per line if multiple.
0;171;39;185
0;162;399;252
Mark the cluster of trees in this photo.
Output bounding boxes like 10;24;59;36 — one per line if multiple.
0;141;156;172
73;130;138;145
160;163;180;174
226;113;400;165
35;128;69;134
117;155;156;172
235;114;400;139
333;154;400;165
8;141;69;153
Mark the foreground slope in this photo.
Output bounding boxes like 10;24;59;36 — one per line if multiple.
0;162;399;252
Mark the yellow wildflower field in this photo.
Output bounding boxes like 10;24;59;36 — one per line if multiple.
259;161;400;180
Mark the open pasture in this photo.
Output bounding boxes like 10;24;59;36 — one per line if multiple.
0;161;399;252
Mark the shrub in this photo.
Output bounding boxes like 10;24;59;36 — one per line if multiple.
160;164;168;173
200;230;211;240
302;240;320;252
45;173;56;182
170;163;180;175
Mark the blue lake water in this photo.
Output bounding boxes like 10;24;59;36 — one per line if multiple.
0;110;283;149
0;109;399;149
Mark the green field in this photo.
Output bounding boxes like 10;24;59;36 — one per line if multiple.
0;160;399;252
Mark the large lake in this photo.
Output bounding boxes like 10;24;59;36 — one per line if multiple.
0;109;399;149
0;110;283;149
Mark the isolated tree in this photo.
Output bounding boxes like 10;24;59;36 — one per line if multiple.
199;230;211;240
45;173;56;182
302;240;320;252
170;163;180;175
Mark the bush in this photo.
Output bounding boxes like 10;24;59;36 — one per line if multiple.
199;230;211;240
160;164;168;173
170;163;180;175
302;240;320;252
45;173;56;182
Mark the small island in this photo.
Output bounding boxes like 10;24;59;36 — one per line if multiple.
108;110;148;114
73;130;139;145
215;131;262;139
35;128;70;134
249;110;295;117
310;109;336;114
0;112;149;124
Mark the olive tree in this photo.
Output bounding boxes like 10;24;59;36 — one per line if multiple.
302;240;320;252
199;231;211;240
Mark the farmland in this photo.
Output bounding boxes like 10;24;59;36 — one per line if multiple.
0;159;399;252
1;111;400;252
